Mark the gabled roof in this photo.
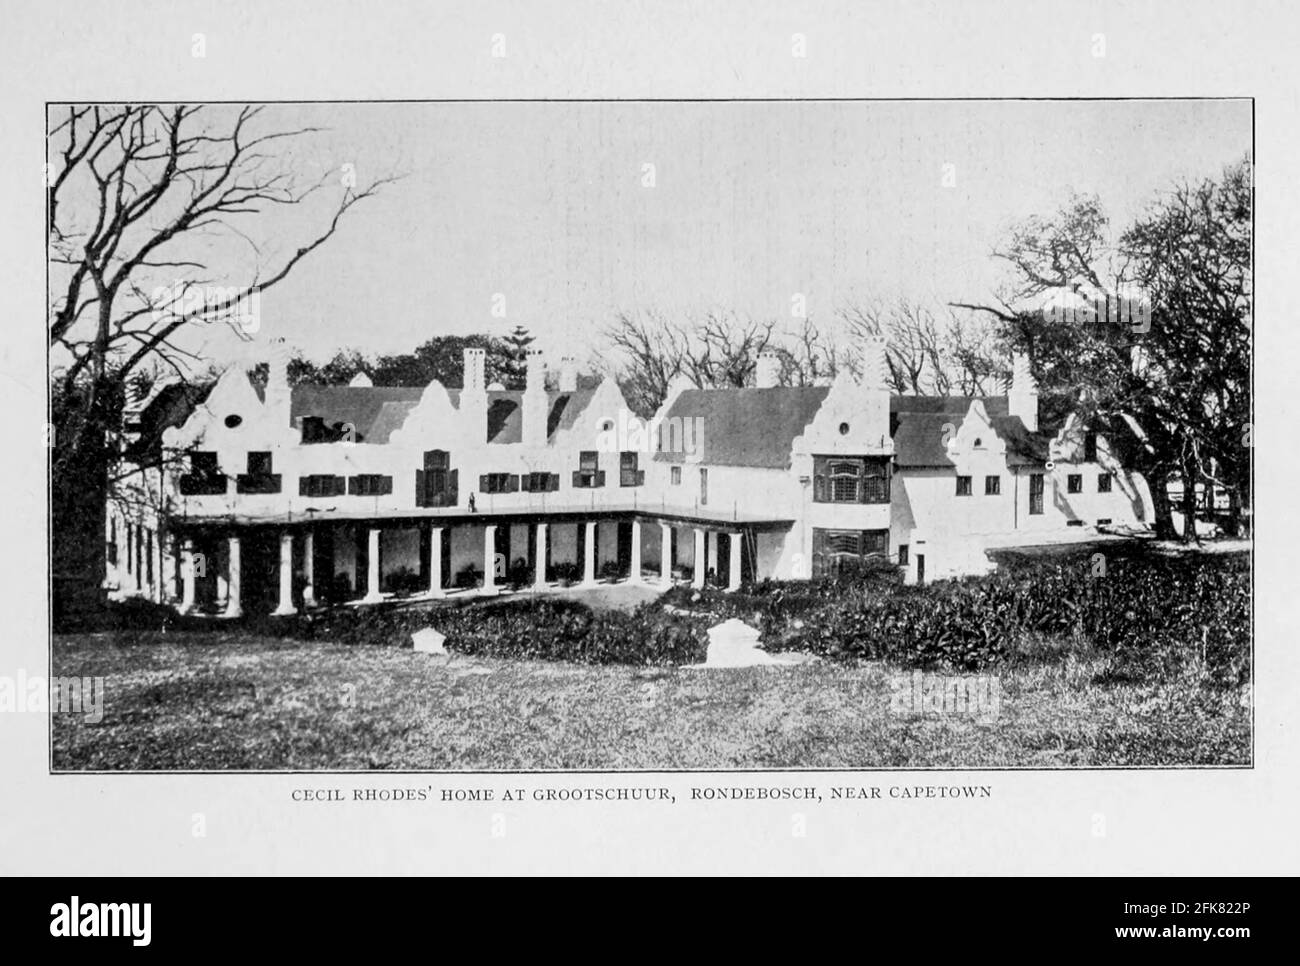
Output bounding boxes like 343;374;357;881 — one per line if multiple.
289;384;601;445
653;388;1053;470
654;386;830;468
123;380;215;462
481;389;599;444
289;386;425;444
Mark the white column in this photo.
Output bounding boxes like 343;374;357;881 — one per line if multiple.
363;527;383;603
727;531;742;592
692;528;706;589
581;520;597;586
533;522;548;589
302;530;316;607
660;522;673;586
274;531;297;615
482;524;498;594
428;526;444;597
179;537;196;614
629;520;643;584
224;535;243;618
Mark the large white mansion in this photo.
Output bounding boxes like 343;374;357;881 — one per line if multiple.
104;337;1152;616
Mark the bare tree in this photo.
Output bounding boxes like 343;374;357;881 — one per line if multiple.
48;103;396;620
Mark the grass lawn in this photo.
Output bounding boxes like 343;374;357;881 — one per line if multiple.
51;628;1250;770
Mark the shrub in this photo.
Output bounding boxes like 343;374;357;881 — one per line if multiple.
551;561;579;586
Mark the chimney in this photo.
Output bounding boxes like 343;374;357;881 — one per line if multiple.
522;347;548;447
755;351;781;389
1008;351;1039;432
462;346;486;394
460;347;488;442
861;334;889;391
558;356;578;393
264;338;292;426
860;333;890;449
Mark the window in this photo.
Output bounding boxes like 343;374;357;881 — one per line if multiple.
417;450;459;507
478;473;516;495
299;475;346;497
898;544;909;567
236;452;281;494
348;474;393;496
1067;473;1083;494
811;528;889;577
700;467;708;505
985;475;1001;496
180;451;228;495
125;523;133;574
107;517;117;566
1084;431;1098;462
1029;473;1044;515
955;475;972;497
521;472;558;493
670;466;681;485
573;451;605;488
812;456;890;503
619;451;645;487
1098;472;1113;493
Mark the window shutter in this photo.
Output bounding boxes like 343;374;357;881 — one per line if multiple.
549;473;559;492
415;470;425;506
572;471;582;488
637;470;645;486
299;477;310;496
508;474;520;493
347;475;359;495
596;470;606;487
381;476;393;496
480;474;489;491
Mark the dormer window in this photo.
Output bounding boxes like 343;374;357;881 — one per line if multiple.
573;451;605;488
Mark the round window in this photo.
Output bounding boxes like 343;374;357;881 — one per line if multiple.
838;422;850;436
224;414;243;428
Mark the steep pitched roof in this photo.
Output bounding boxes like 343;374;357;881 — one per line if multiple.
654;386;830;468
289;386;425;444
482;389;600;444
652;388;1053;470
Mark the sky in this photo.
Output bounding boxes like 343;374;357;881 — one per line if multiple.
165;99;1251;370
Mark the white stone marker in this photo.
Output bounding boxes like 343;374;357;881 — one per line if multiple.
688;618;811;669
411;628;448;655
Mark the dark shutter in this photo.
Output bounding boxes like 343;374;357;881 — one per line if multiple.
596;471;606;487
415;469;426;506
380;476;393;495
508;474;520;493
573;471;582;488
549;473;559;491
299;476;310;496
480;474;489;491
